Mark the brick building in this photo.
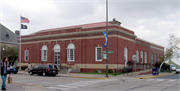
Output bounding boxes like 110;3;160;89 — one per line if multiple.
19;19;164;72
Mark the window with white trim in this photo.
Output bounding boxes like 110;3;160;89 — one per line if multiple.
144;52;147;63
41;45;47;61
136;51;139;63
124;48;128;62
141;51;143;63
124;48;128;67
24;50;29;61
67;43;75;61
96;47;102;61
151;53;154;64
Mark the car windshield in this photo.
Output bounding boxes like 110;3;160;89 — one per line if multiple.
171;65;175;67
177;67;180;69
49;65;54;69
10;66;14;68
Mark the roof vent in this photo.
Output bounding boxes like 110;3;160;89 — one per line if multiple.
113;18;116;21
109;18;121;26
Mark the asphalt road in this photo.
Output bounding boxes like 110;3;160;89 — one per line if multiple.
1;72;180;91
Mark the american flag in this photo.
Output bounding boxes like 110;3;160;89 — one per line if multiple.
21;16;29;23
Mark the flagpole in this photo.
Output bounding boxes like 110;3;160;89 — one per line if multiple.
19;15;21;70
105;0;109;78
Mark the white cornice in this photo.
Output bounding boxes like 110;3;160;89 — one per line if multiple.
19;28;136;42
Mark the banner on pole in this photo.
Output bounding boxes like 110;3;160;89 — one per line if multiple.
103;32;107;47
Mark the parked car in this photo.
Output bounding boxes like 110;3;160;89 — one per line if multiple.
8;66;18;74
29;64;58;76
170;64;176;71
176;66;180;74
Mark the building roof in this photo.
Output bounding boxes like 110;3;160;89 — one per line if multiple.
0;23;18;44
31;20;123;35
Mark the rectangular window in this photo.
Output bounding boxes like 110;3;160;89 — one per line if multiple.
145;52;147;63
124;48;128;62
42;50;47;61
96;47;102;61
124;48;128;67
151;54;154;64
141;52;143;63
25;50;29;61
136;51;139;63
67;49;74;61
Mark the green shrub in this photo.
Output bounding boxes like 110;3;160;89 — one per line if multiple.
16;66;19;69
94;70;98;73
21;65;27;70
108;69;113;73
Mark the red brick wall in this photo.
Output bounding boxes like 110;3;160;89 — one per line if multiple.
19;25;164;72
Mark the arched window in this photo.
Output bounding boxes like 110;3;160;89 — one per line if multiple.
67;43;75;61
41;45;47;61
54;44;60;65
136;51;139;63
53;44;60;52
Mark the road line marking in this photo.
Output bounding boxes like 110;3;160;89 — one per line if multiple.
147;79;154;81
157;79;164;81
56;85;78;88
46;87;70;90
169;80;175;81
67;84;90;86
12;76;78;82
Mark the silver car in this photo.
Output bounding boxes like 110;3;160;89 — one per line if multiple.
176;66;180;74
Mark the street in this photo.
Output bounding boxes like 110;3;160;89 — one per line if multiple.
1;72;179;91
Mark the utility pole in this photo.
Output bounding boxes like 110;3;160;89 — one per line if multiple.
105;0;109;78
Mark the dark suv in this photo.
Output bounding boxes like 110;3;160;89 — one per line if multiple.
29;64;58;76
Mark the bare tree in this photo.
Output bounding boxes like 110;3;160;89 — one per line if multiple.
159;34;180;71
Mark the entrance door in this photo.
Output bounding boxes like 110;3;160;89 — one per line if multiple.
54;52;60;65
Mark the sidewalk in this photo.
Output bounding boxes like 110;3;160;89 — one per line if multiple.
18;71;175;80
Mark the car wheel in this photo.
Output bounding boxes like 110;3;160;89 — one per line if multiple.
43;72;46;76
14;72;17;74
29;72;33;76
52;74;56;76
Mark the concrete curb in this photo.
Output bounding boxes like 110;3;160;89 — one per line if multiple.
70;76;109;79
136;73;174;79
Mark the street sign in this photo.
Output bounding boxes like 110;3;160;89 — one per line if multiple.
132;55;137;61
103;54;107;59
103;51;113;53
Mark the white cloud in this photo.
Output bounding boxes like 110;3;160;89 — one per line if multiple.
0;0;179;63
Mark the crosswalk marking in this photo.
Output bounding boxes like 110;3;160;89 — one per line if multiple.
169;80;175;81
139;79;179;82
67;84;90;86
46;87;70;90
45;79;118;91
157;79;165;81
56;85;78;88
147;79;153;81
